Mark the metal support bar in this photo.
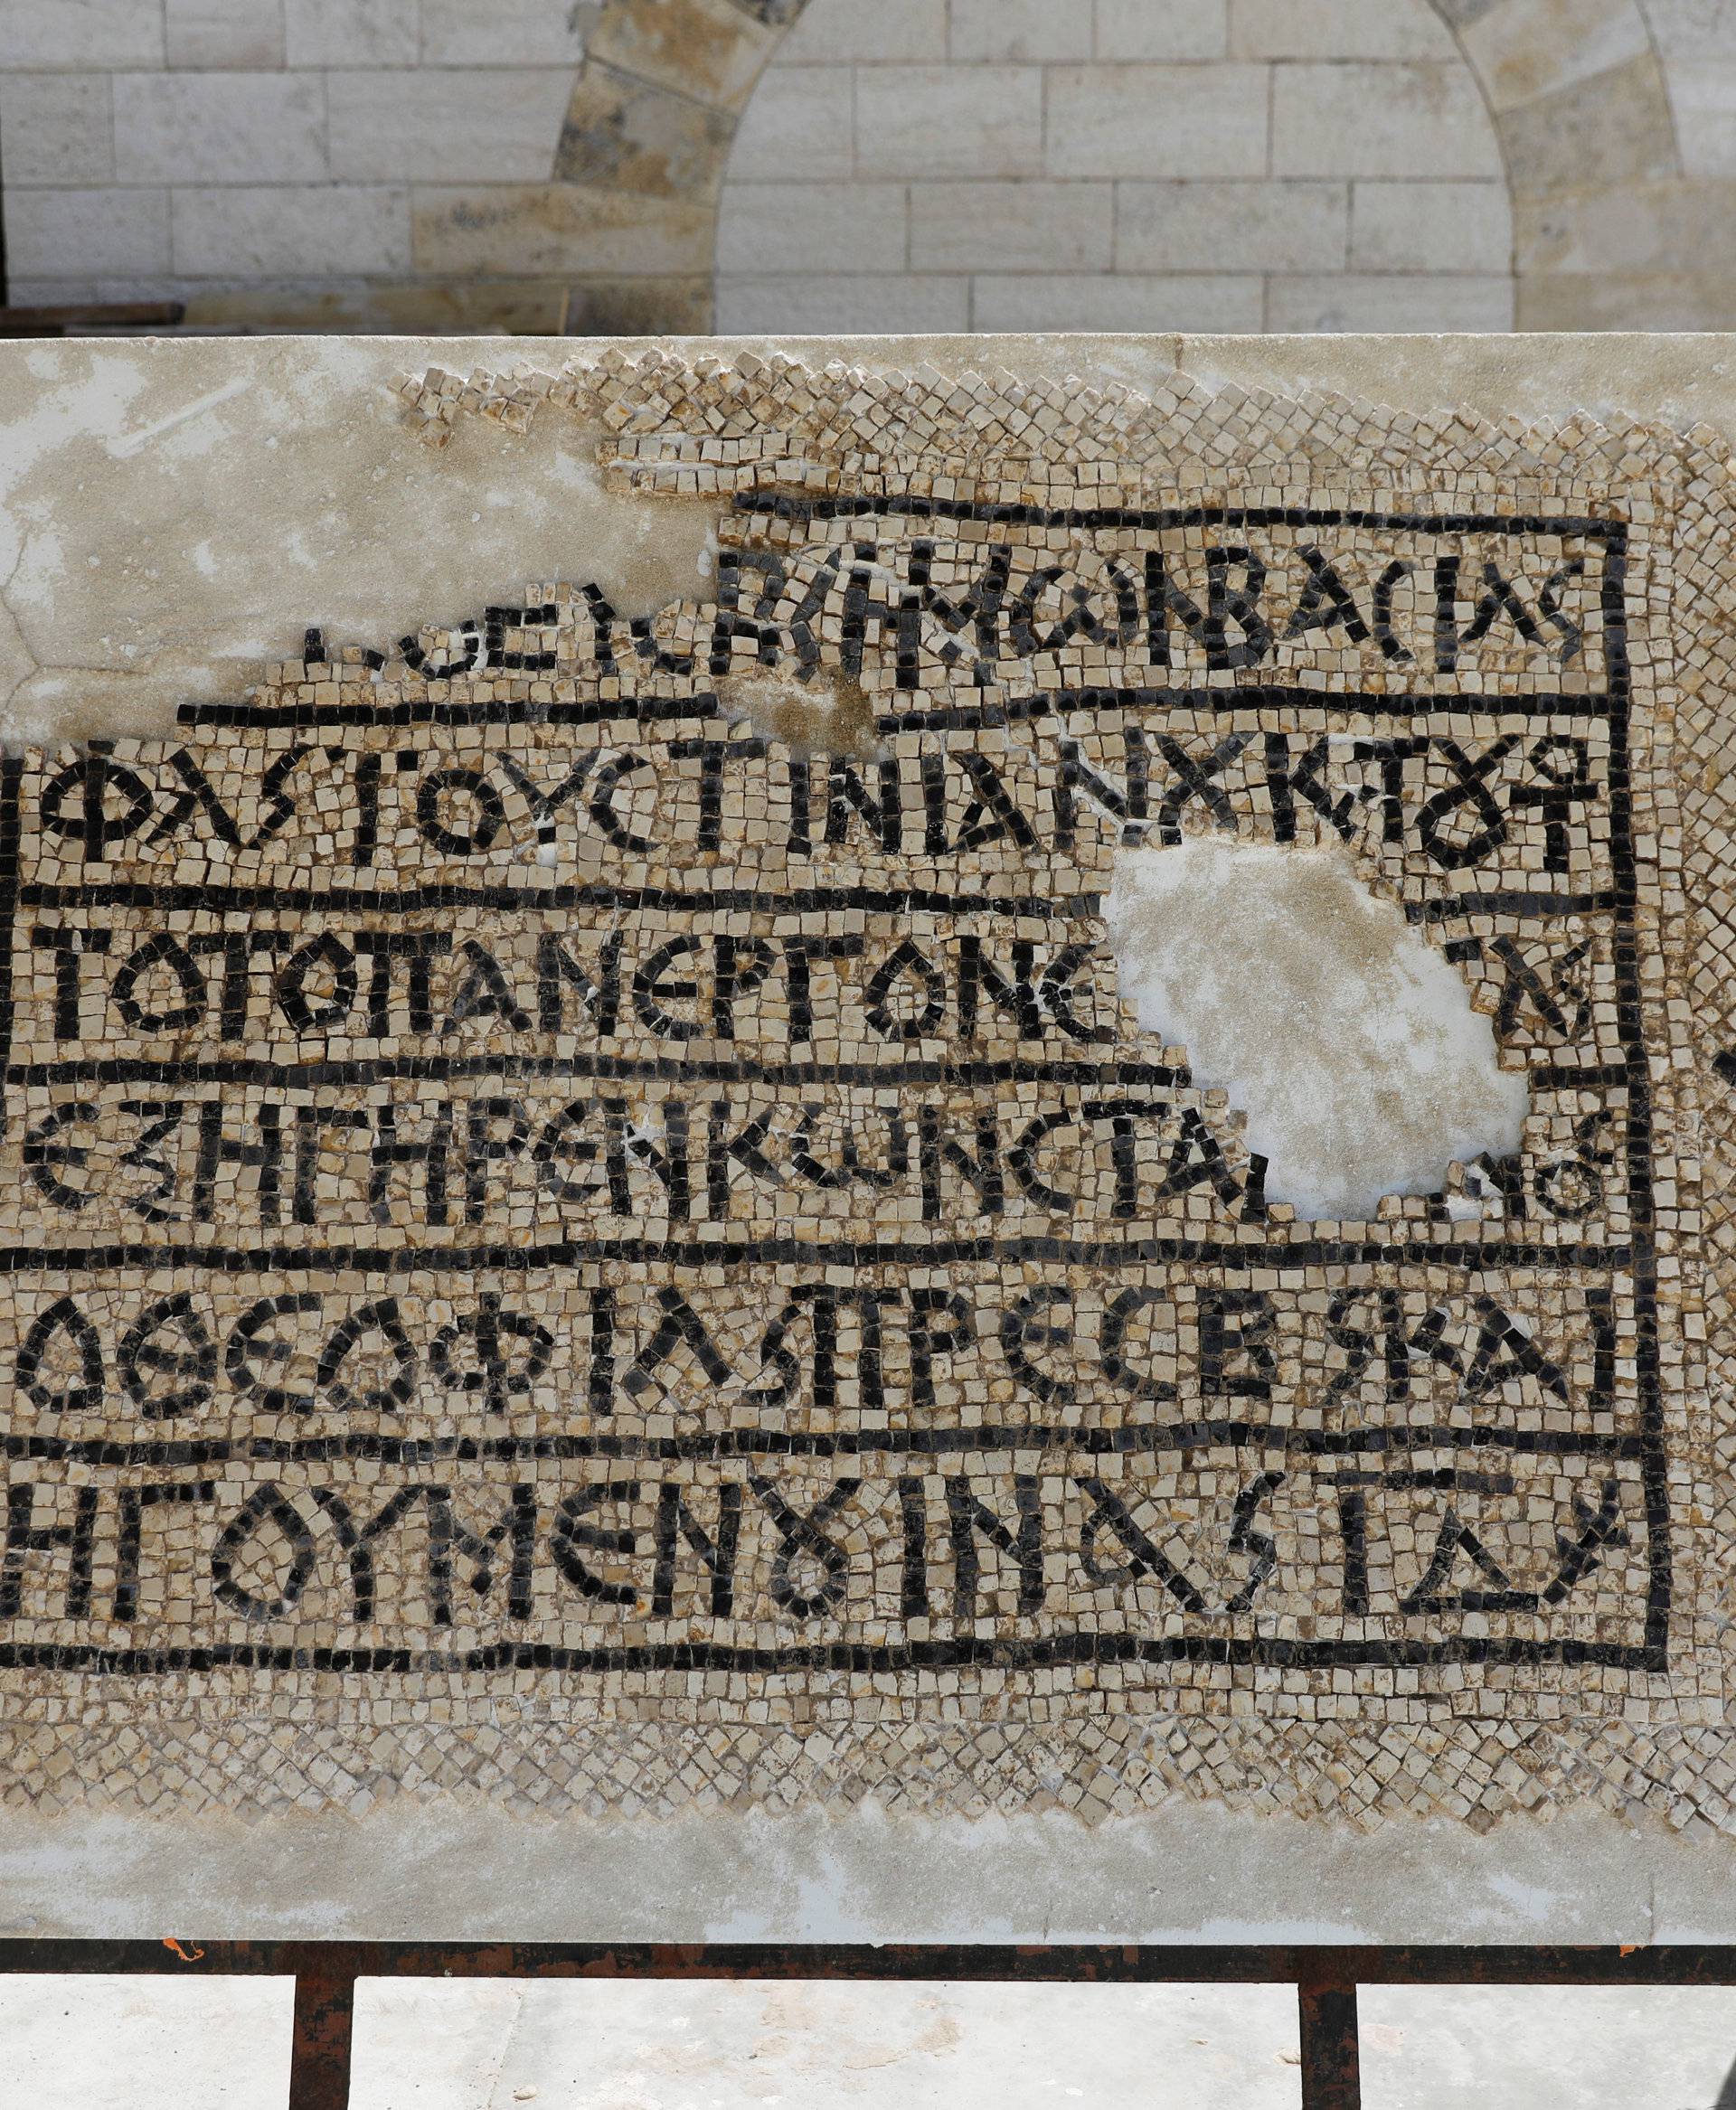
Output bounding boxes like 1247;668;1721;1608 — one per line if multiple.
286;1945;358;2110
14;1940;1736;1982
5;1940;1735;2110
1297;1963;1362;2110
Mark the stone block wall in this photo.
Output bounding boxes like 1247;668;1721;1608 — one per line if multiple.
0;0;1734;331
714;0;1513;332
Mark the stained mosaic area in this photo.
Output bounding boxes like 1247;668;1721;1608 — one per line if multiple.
4;353;1735;1834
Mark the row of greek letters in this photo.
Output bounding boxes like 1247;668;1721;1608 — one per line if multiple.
382;532;1598;689
20;921;1607;1053
17;1088;1622;1233
20;1089;1274;1229
32;727;1611;873
0;1461;1637;1631
8;1282;1610;1421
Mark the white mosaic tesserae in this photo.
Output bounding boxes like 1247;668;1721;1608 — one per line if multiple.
4;331;1736;1946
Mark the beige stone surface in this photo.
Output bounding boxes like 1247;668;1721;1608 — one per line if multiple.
1495;51;1681;193
1046;63;1270;177
326;70;576;185
722;183;910;275
1231;0;1459;59
112;68;326;185
855;65;1048;178
4;186;172;278
171;184;411;278
1349;180;1512;274
1118;182;1351;276
1096;0;1229;62
0;72;114;185
410;184;714;278
910;181;1115;272
553;63;737;199
584;0;778;108
775;0;949;65
164;0;285;71
1459;0;1653;108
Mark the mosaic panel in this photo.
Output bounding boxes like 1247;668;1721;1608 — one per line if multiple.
3;352;1735;1835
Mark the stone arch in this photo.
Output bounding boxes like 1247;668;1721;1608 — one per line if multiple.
1421;0;1684;328
712;0;1514;333
549;0;808;333
0;0;1698;333
550;0;1684;334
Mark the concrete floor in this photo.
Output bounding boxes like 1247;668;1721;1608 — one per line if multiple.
7;1976;1736;2109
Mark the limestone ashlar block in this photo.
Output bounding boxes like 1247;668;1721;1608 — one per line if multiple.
0;73;115;186
1093;0;1229;63
3;185;171;279
1044;64;1269;179
722;65;854;184
909;180;1113;274
1514;272;1736;331
170;185;412;279
774;0;948;64
1229;0;1458;61
712;272;969;331
1116;179;1350;274
113;71;326;185
327;70;575;184
1266;270;1515;329
420;0;588;66
1272;61;1505;179
411;185;715;278
1668;61;1736;178
0;0;162;68
558;276;713;335
854;65;1046;180
1458;0;1653;111
164;0;285;70
1349;179;1513;274
718;183;910;277
969;270;1266;330
1495;51;1680;197
1514;180;1736;277
281;0;419;68
584;0;780;108
946;0;1093;65
553;62;736;199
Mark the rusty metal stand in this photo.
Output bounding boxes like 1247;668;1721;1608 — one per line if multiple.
1297;1957;1362;2110
284;1945;361;2110
10;1941;1736;2109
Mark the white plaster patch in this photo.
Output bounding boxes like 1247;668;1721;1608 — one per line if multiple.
1104;839;1529;1220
